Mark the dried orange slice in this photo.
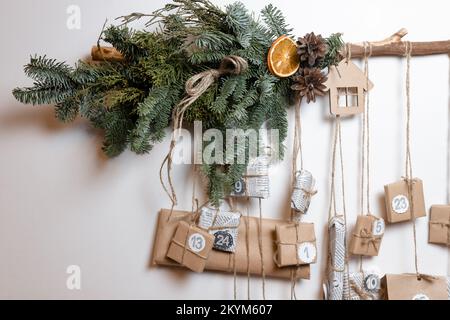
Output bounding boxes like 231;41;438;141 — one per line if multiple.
267;35;300;78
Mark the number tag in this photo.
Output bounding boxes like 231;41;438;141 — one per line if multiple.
372;219;385;236
213;231;234;251
188;233;206;253
364;274;380;292
233;178;246;195
297;242;316;264
412;293;430;300
392;194;409;214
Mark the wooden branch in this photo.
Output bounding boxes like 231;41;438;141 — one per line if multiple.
347;28;450;58
91;46;124;62
90;28;450;62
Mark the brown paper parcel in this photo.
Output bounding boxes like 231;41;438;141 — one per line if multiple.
349;215;384;256
429;205;450;246
382;274;448;300
275;222;317;267
152;209;310;280
384;178;426;223
166;221;214;273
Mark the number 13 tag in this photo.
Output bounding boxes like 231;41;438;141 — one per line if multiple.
188;233;206;253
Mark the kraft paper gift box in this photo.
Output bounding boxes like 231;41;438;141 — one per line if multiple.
198;205;241;253
349;215;385;256
153;209;310;280
231;156;269;199
275;222;317;267
428;205;450;246
344;271;382;300
381;274;448;300
166;220;214;273
384;178;426;223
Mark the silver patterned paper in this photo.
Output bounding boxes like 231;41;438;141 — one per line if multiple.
324;216;347;300
198;205;241;253
447;276;450;300
231;156;269;199
291;169;316;215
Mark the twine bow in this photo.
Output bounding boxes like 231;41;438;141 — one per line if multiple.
353;228;381;253
349;279;376;300
160;56;248;216
293;186;318;211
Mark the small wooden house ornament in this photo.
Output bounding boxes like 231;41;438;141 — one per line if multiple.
325;60;374;117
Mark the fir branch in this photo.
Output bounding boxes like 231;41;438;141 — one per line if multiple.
23;55;73;88
261;4;293;38
320;33;345;69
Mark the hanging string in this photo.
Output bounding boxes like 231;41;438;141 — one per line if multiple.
289;99;304;300
327;115;350;299
293;98;304;174
337;118;351;300
245;198;251;300
258;198;266;300
403;41;421;278
447;54;450;204
358;42;373;272
365;42;373;215
160;56;248;218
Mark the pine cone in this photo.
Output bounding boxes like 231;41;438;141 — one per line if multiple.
297;33;327;67
291;68;328;103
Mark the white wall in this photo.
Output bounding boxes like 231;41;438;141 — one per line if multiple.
0;0;449;299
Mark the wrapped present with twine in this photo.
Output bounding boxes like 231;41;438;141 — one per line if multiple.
291;169;317;216
198;205;241;253
343;271;382;300
349;215;384;256
381;274;448;300
274;222;317;267
166;221;214;273
323;216;347;300
231;156;269;198
384;178;426;223
429;205;450;246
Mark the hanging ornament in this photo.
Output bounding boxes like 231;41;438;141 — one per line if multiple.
291;68;328;103
267;35;300;77
324;59;374;117
296;32;327;67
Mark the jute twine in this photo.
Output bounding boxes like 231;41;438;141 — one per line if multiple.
289;95;303;300
258;198;266;300
245;198;251;300
160;55;248;220
327;115;351;299
447;53;450;204
358;42;373;272
403;42;422;279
